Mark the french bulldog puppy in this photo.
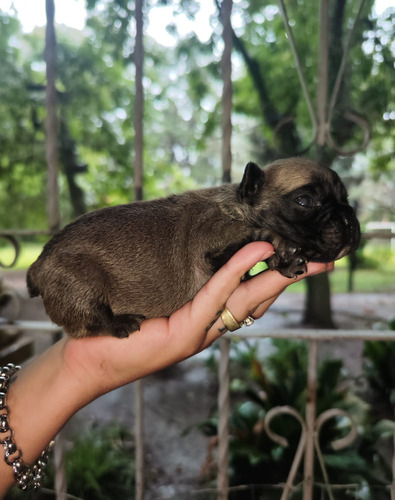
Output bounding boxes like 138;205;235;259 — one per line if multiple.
27;157;360;339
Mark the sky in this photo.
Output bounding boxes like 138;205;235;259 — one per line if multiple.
0;0;216;44
1;0;392;45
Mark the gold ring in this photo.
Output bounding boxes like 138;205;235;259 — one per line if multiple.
221;308;255;332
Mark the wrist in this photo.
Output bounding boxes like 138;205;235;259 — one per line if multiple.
5;340;88;463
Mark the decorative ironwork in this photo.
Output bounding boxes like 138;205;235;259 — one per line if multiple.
264;365;359;499
0;230;50;270
276;0;371;156
0;235;20;269
217;329;395;500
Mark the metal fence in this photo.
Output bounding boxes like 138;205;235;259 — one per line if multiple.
1;233;395;498
5;321;394;499
215;329;395;500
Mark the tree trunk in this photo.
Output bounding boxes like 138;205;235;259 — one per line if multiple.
134;0;144;202
216;0;365;327
59;120;87;218
45;0;60;233
221;0;232;184
303;273;335;328
134;3;145;500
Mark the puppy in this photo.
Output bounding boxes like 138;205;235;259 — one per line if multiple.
27;158;360;339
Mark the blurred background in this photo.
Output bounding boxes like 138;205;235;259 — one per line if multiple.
0;0;394;498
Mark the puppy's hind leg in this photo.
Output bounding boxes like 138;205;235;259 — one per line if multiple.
111;313;146;338
85;302;145;339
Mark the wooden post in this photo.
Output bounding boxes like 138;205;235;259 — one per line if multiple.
134;2;145;499
135;380;144;500
45;0;60;233
134;0;144;202
217;337;231;500
303;340;318;499
221;0;233;184
218;2;233;495
316;0;329;147
218;2;233;494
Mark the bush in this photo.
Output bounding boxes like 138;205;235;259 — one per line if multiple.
201;339;394;499
5;423;135;500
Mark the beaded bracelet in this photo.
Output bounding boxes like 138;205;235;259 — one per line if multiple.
0;363;54;490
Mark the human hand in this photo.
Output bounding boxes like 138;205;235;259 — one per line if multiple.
62;241;333;400
0;241;332;493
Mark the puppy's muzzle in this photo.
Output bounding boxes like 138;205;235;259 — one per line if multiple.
335;206;361;260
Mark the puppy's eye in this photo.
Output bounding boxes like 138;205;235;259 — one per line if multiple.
295;195;314;208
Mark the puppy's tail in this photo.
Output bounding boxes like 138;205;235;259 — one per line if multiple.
26;265;41;298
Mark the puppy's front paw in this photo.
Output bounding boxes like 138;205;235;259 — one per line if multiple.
266;240;307;279
285;255;307;279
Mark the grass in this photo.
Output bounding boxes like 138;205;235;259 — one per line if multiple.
0;241;44;270
250;244;395;294
288;265;395;294
1;241;394;294
288;245;395;294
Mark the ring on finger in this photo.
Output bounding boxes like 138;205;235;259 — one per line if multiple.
221;307;255;332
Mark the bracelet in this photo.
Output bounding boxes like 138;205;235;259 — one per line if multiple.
0;363;54;490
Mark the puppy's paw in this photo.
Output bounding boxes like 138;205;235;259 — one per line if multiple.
110;314;146;338
266;239;307;279
285;256;307;279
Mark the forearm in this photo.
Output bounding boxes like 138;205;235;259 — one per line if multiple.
0;339;94;494
0;243;330;495
0;319;203;493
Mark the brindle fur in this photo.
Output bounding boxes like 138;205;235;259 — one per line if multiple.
27;158;360;338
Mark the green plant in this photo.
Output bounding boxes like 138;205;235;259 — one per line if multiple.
62;423;135;499
355;340;395;494
201;340;373;499
5;423;135;500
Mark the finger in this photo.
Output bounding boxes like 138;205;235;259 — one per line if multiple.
251;293;281;318
236;262;334;320
227;261;333;321
228;260;334;319
307;261;335;275
175;241;275;324
201;261;333;348
168;241;275;352
71;242;276;387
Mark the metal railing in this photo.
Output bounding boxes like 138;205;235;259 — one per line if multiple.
1;232;395;499
213;329;395;500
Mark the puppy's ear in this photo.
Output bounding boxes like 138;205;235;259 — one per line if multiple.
237;162;265;204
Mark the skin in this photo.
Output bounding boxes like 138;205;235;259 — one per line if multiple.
0;242;333;495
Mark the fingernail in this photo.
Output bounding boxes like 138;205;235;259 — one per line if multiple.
261;250;276;260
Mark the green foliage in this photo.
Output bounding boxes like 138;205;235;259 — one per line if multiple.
202;340;372;498
59;424;135;499
0;4;221;230
230;0;394;180
4;423;135;500
363;341;395;422
0;13;48;229
360;245;395;270
350;341;395;493
0;0;393;231
201;335;395;498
